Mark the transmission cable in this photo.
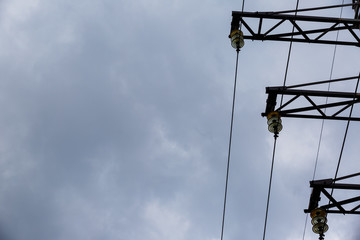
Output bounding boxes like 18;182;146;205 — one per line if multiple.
220;1;245;239
220;48;239;240
327;74;360;206
301;2;345;239
280;0;300;106
262;135;278;240
324;0;345;180
261;1;300;240
333;73;360;183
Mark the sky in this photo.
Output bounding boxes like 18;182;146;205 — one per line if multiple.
0;0;359;240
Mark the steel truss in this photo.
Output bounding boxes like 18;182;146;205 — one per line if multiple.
304;173;360;214
230;10;360;47
262;76;360;121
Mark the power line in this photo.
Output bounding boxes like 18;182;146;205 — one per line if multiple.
220;1;246;239
220;48;239;240
262;1;300;239
327;74;360;206
240;0;245;29
280;0;300;106
333;74;360;181
261;1;300;239
262;135;278;240
302;2;345;239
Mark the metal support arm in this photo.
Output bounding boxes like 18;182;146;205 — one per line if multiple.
304;173;360;215
262;86;360;121
230;11;360;47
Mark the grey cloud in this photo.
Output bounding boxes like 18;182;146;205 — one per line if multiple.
0;0;358;240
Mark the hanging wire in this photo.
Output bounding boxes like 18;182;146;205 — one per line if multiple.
322;0;345;185
239;0;245;30
327;73;360;205
220;48;240;240
280;0;300;106
301;110;328;239
220;1;246;239
261;1;300;240
302;2;345;239
333;73;360;183
262;135;278;240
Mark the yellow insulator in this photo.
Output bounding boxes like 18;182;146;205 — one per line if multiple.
267;112;283;134
310;208;327;219
230;30;245;49
310;208;329;235
312;222;329;234
311;215;327;225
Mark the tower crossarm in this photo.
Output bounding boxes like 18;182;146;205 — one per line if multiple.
230;11;360;47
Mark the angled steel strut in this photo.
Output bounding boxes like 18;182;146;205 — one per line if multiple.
230;11;360;47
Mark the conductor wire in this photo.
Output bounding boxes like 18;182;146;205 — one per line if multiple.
302;2;345;239
280;0;300;106
262;135;278;240
263;0;299;238
333;73;360;183
220;1;246;239
220;48;240;240
328;74;359;205
240;0;245;30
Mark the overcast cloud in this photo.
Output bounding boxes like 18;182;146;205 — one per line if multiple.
0;0;359;240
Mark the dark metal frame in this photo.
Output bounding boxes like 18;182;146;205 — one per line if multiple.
304;173;360;214
354;0;360;19
230;11;360;47
262;76;360;121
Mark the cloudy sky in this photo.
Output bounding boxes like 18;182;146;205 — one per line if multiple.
0;0;359;240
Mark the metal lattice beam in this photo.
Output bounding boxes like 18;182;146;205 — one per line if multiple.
304;174;360;214
262;77;360;121
230;11;360;47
